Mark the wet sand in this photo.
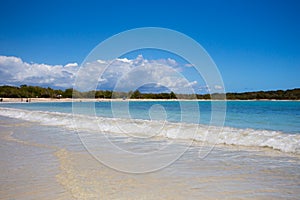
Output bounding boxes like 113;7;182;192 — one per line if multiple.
1;98;299;103
1;116;300;199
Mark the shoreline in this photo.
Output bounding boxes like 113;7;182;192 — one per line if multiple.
0;97;299;103
1;115;300;199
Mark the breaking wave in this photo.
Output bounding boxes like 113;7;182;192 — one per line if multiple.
0;107;299;154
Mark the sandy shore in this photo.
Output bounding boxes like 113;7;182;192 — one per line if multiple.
0;98;180;103
1;116;300;199
0;98;94;103
1;98;299;103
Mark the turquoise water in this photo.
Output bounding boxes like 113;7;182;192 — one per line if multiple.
1;101;299;134
1;101;300;198
1;116;299;199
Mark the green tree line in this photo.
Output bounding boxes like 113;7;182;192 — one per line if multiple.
0;85;299;100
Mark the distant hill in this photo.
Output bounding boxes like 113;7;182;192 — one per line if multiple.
224;89;300;100
0;85;299;100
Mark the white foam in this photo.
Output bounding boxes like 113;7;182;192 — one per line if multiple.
0;107;299;154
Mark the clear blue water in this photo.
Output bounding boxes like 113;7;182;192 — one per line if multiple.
1;100;300;199
1;100;299;134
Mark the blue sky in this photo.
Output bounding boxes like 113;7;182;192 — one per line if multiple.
0;0;299;92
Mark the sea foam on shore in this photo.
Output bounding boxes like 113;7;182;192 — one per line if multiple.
0;107;299;154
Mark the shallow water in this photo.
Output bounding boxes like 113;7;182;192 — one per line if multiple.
1;101;299;133
0;104;299;154
1;101;300;199
1;115;300;199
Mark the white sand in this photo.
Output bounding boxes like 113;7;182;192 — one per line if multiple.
1;97;298;103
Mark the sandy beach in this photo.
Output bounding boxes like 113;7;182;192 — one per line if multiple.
1;100;300;199
1;116;299;199
1;98;299;103
1;0;299;199
0;97;179;103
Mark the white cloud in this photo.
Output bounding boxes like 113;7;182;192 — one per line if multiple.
197;84;224;94
65;63;78;68
198;85;210;92
214;85;223;90
154;57;178;67
184;63;194;67
76;56;197;93
0;55;200;93
0;55;78;88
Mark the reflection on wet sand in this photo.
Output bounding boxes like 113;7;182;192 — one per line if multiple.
1;118;300;199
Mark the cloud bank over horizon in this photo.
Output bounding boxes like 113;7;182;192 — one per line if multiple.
0;55;212;93
0;55;79;88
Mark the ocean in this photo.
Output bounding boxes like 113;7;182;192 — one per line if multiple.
0;100;299;199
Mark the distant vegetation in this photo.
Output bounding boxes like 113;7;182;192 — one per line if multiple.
0;85;299;100
225;89;300;100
